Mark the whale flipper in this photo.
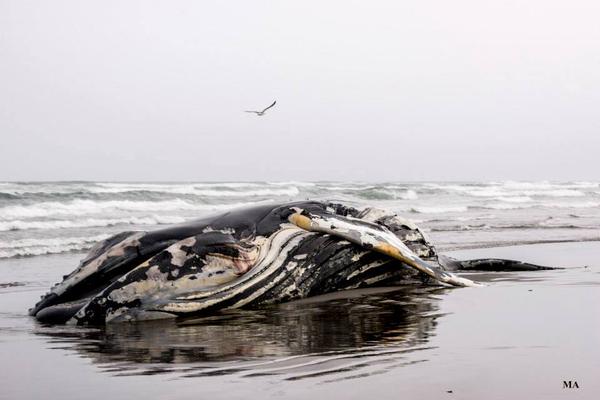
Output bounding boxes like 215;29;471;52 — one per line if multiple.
287;209;480;287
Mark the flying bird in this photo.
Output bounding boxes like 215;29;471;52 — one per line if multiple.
245;100;276;116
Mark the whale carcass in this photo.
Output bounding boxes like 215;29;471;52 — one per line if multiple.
30;201;551;325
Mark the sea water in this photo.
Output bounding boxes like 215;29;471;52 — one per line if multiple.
1;180;599;258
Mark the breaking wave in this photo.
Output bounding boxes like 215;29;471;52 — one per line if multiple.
472;201;600;210
0;199;265;220
429;222;592;232
0;215;189;232
0;181;598;259
0;234;112;258
88;185;300;197
409;206;468;214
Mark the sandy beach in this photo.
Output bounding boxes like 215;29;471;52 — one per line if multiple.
1;241;598;400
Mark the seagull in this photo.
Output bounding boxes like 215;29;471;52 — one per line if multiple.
245;100;276;116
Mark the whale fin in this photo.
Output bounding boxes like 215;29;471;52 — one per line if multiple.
288;209;481;287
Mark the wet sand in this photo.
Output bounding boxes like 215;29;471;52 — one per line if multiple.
1;242;599;399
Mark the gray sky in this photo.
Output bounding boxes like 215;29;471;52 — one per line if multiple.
1;0;599;182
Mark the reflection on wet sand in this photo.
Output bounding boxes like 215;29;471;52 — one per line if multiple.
34;286;448;381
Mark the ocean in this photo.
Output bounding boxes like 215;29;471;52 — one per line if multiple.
1;181;599;259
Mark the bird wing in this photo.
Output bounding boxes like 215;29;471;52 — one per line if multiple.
244;111;259;114
261;101;277;113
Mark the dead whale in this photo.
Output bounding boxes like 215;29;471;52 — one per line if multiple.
30;201;552;325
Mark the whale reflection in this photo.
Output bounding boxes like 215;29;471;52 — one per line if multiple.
34;286;448;381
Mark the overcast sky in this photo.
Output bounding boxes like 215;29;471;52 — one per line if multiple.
1;0;599;182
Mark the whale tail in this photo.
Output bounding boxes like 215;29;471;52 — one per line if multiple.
437;255;559;272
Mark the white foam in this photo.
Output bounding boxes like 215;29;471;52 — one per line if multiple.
267;181;316;187
570;181;599;188
500;181;554;190
478;201;600;210
546;201;600;209
464;189;507;197
496;196;534;203
0;215;188;231
409;206;468;214
422;183;475;192
465;188;584;198
320;185;376;191
0;185;84;196
0;234;111;258
191;182;265;188
0;234;110;249
190;187;300;197
422;182;589;198
320;186;418;200
528;189;585;197
394;189;418;200
89;184;299;197
477;203;533;210
95;182;264;189
0;199;265;220
500;181;596;192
